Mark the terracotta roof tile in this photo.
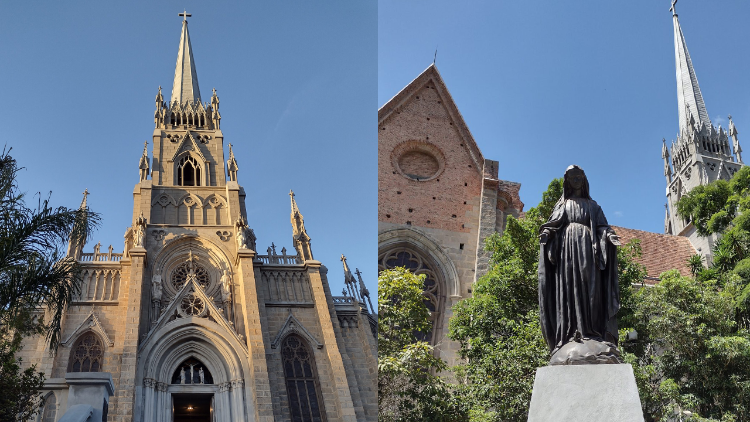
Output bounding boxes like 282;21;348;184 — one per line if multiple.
611;226;697;283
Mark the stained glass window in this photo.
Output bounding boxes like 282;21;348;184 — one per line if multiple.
282;335;324;422
68;333;103;372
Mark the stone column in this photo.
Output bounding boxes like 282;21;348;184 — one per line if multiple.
218;382;232;421
155;383;167;422
142;378;155;419
230;379;245;422
235;248;273;421
306;260;357;422
115;246;147;421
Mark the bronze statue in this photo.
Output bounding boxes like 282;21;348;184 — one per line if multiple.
538;165;622;365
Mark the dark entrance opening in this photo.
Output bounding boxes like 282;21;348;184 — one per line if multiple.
173;394;212;422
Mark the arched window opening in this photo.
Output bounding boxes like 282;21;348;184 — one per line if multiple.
378;248;442;345
282;335;325;422
171;357;213;384
68;332;103;372
177;156;201;186
38;392;56;422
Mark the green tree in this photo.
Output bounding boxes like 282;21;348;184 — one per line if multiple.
677;166;750;273
0;149;100;420
447;179;562;421
622;271;750;421
378;267;466;422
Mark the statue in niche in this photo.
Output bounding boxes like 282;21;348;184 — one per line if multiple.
134;212;147;248
199;367;205;384
152;274;162;302
538;165;622;365
180;367;186;384
220;270;232;302
234;216;256;250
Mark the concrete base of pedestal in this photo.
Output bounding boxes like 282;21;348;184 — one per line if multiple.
527;364;644;422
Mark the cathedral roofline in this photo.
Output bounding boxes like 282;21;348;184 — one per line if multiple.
378;63;484;176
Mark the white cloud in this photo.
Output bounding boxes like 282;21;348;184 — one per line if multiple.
614;211;623;218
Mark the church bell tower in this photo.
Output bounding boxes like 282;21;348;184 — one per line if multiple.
663;1;744;259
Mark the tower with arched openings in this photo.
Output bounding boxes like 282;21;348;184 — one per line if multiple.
21;13;377;422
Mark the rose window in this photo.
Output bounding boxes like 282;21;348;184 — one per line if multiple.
171;261;210;290
180;294;206;317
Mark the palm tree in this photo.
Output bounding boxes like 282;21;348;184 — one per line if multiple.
0;148;100;419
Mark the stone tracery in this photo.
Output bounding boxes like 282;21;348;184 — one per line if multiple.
379;247;442;344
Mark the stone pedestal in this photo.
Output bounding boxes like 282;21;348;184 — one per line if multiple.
527;364;644;422
64;372;115;422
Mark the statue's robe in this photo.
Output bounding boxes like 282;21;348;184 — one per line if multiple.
538;197;620;354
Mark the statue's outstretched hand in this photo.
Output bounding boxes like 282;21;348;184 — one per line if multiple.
608;233;621;246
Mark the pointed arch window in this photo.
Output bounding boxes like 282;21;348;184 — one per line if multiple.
177;156;201;186
378;248;442;345
282;335;325;422
68;332;104;372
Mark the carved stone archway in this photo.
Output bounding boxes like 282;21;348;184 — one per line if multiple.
135;319;252;422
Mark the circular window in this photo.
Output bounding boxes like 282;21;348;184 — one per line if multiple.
392;141;445;182
172;262;210;290
180;293;206;317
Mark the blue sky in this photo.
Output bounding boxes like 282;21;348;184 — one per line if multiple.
0;2;377;303
379;0;750;233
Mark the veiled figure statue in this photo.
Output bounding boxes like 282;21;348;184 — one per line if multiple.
538;165;623;365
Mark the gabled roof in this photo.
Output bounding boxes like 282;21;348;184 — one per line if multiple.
138;278;246;354
61;307;114;347
171;131;206;161
612;225;697;284
378;64;484;175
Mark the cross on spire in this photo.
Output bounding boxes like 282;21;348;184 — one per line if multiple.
179;10;191;22
670;0;678;16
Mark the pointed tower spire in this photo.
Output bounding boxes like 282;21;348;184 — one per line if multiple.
729;115;743;164
355;268;375;315
662;138;672;183
171;11;201;105
67;189;90;260
79;188;89;210
340;254;359;300
226;143;239;182
290;190;313;261
671;0;710;134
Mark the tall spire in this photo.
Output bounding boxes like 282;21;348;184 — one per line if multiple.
290;190;313;261
171;11;201;105
671;1;710;134
67;189;90;259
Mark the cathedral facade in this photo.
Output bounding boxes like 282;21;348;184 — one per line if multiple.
377;65;524;366
20;17;377;422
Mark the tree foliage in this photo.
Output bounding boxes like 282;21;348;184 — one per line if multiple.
0;149;100;420
621;271;750;421
447;179;562;421
378;267;466;422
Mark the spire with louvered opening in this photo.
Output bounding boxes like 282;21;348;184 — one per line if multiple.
171;12;201;105
672;2;710;134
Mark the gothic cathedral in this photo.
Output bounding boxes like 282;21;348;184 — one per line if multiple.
662;4;745;259
22;16;377;422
